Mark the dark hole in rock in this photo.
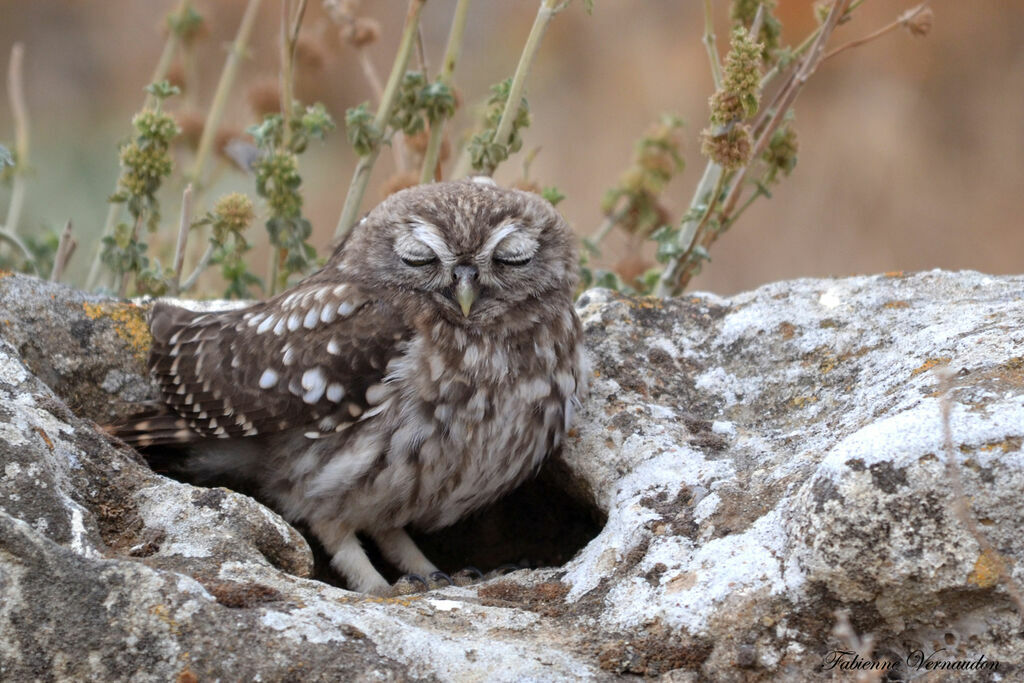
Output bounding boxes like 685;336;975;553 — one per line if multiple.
145;449;605;590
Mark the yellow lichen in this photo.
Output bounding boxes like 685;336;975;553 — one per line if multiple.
789;395;818;408
82;301;152;362
910;357;950;377
967;548;1007;589
883;300;910;309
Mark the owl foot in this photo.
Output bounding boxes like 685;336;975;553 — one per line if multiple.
389;573;430;596
451;566;484;587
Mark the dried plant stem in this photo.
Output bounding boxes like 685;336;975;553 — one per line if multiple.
825;2;929;61
117;214;144;298
188;0;264;189
169;184;194;295
420;0;472;184
758;0;864;91
481;0;570;176
334;0;427;240
144;0;193;110
180;242;216;294
280;0;309;148
4;44;28;237
653;163;723;297
49;220;77;283
354;51;406;172
658;0;852;297
702;0;722;90
86;0;194;291
939;371;1024;622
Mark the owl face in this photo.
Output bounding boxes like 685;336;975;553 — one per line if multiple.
339;180;577;328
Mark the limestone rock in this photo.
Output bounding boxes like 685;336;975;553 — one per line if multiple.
1;269;1022;680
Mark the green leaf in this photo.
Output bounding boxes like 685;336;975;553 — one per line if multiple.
145;80;181;101
541;186;566;206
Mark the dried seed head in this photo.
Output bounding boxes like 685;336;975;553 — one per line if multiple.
294;37;327;73
701;124;753;170
247;77;282;117
380;171;419;199
342;17;381;48
174;109;205;151
904;7;933;37
165;63;187;94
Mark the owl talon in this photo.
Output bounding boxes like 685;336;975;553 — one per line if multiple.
390;573;430;596
493;563;523;576
429;571;453;587
451;566;484;587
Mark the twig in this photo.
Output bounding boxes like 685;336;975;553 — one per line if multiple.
169;184;194;295
49;220;77;283
758;0;865;92
86;0;193;291
482;0;570;176
702;0;722;90
280;0;310;147
187;0;264;188
5;43;28;237
415;25;430;77
334;0;427;240
653;162;723;297
144;0;193;109
117;214;144;298
657;0;852;297
939;369;1024;622
825;2;929;61
419;0;472;184
180;242;216;293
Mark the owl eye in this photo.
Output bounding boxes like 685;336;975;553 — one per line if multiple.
493;254;532;267
400;254;439;267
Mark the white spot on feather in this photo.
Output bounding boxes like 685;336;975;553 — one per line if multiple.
273;318;287;335
327;339;340;355
301;367;327;404
326;383;345;402
287;312;302;331
259;368;279;389
320;306;337;324
337;301;355;317
257;316;276;334
282;346;296;366
303;307;320;329
247;312;266;328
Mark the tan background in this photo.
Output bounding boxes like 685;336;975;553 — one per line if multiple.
0;1;1020;294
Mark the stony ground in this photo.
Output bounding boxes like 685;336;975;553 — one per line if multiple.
1;269;1021;681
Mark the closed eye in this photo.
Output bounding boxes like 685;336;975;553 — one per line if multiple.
400;255;439;267
493;254;532;267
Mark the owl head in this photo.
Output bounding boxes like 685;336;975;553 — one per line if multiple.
337;179;578;330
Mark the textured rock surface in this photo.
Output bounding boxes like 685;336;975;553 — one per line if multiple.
1;269;1022;680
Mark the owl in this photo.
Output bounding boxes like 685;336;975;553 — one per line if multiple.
113;178;587;594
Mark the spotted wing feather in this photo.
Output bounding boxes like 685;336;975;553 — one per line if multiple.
147;280;409;442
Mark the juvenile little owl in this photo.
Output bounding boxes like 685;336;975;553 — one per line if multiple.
113;178;587;593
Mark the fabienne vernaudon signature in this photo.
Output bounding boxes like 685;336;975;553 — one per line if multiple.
822;648;1000;673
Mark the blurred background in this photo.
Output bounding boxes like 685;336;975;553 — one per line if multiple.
0;0;1021;295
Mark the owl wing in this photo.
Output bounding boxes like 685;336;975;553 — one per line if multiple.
139;279;409;444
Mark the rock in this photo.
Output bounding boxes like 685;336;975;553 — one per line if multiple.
1;269;1022;680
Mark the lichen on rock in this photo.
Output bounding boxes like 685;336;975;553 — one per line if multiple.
1;269;1023;680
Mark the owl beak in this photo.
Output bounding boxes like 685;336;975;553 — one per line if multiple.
453;265;479;317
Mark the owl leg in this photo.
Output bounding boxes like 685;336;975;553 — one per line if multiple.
370;528;439;576
310;520;389;594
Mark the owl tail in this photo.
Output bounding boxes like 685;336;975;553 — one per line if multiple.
105;403;200;448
